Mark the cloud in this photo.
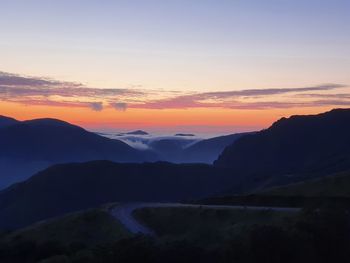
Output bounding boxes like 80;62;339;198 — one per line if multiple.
0;71;74;87
296;93;350;99
0;71;142;111
1;71;348;111
129;84;347;110
89;102;103;111
194;84;345;99
110;102;128;111
130;99;350;110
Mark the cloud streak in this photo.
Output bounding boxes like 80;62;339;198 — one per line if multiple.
0;71;142;97
129;84;348;110
0;71;349;111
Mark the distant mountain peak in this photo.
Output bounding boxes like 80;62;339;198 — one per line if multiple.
175;133;195;137
127;130;149;135
117;130;149;136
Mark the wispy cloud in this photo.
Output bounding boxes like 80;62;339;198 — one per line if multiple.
0;72;142;98
0;71;349;111
0;71;142;110
190;85;345;99
129;84;348;110
296;93;350;99
0;71;74;87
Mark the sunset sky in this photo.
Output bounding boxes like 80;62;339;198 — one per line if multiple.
1;0;349;135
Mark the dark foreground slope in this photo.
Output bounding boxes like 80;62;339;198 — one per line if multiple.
215;108;350;190
0;161;231;229
0;117;156;189
261;170;350;197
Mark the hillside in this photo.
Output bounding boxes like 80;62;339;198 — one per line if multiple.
183;132;251;163
148;138;198;162
0;116;19;129
215;109;350;191
261;170;350;197
0;118;153;162
0;161;232;230
1;208;130;247
0;117;157;189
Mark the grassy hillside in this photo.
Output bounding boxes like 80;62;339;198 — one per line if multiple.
134;207;294;246
1;207;131;247
261;170;350;197
0;161;234;230
0;205;348;263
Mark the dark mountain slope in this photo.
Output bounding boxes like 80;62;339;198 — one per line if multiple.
0;115;19;129
0;118;152;162
145;133;252;164
215;108;350;190
0;117;157;189
260;170;350;197
148;138;197;162
183;132;252;163
0;161;231;229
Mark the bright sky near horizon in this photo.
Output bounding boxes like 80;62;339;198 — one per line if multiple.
0;0;349;135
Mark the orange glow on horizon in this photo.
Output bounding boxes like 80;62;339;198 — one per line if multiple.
0;101;338;133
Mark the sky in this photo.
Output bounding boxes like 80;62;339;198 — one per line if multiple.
0;0;349;136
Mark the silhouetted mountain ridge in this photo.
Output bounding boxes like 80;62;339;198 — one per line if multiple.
0;160;232;229
0;116;157;189
215;108;350;190
0;115;19;129
184;132;252;163
0;118;154;162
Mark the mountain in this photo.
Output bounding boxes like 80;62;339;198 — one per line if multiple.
0;117;156;189
0;161;231;229
0;115;19;129
175;133;195;137
145;133;251;164
117;130;149;136
215;108;350;191
183;132;252;164
126;130;149;135
148;138;198;162
0;118;151;162
96;130;252;164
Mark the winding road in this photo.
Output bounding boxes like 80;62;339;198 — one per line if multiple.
109;202;300;236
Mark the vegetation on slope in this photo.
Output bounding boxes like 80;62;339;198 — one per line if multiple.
215;109;350;191
134;207;293;246
1;208;131;247
261;170;350;197
1;205;349;263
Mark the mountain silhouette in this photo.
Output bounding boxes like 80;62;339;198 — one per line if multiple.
2;109;350;229
0;117;157;189
0;161;231;229
215;108;350;190
183;132;252;163
175;133;195;137
148;138;197;162
145;133;252;163
117;130;149;136
0;115;19;129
